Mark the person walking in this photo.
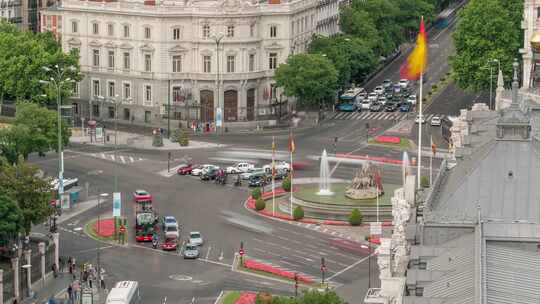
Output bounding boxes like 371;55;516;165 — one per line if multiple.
72;279;80;303
67;284;74;304
68;257;73;274
100;273;106;290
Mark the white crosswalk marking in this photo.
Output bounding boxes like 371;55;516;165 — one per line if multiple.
100;153;106;159
426;114;434;121
120;156;126;164
129;156;135;163
352;113;361;120
110;154;116;161
332;111;446;122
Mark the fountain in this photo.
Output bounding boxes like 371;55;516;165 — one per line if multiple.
316;149;334;196
402;151;411;186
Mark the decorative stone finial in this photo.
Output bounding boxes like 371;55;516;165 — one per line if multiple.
511;59;519;107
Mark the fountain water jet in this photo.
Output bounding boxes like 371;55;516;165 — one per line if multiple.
317;149;334;196
402;151;411;186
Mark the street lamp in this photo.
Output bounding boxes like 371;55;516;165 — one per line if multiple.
211;32;225;134
360;244;371;289
96;192;109;289
40;65;77;203
485;59;500;110
95;95;120;193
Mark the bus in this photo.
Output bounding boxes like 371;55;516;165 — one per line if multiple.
339;87;365;104
106;281;141;304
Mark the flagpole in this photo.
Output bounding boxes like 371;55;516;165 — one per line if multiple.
429;136;433;187
376;186;379;223
272;136;276;217
290;145;293;219
417;68;423;188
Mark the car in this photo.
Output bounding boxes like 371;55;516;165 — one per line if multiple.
164;225;179;238
240;168;266;180
407;94;417;105
415;114;426;124
183;243;200;259
393;84;402;93
189;231;204;246
399;103;412;112
377;96;387;105
373;86;384;95
384;102;398;112
360;99;371;110
399;79;409;88
161;236;178;251
263;161;290;173
368;92;378;102
337;103;357;112
226;162;254;174
369;102;383;112
248;175;268;187
382;79;392;88
431;115;441;126
133;190;152;203
200;168;220;180
162;216;178;230
177;164;194;175
273;168;289;180
191;164;216;176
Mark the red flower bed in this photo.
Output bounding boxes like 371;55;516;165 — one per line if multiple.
93;219;115;237
243;259;313;284
375;136;401;144
235;293;257;304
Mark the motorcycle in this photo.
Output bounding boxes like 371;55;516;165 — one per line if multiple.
152;239;158;249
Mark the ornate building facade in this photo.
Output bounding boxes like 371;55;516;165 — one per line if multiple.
41;0;322;127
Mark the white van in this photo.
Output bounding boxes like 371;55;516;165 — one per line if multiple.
106;281;141;304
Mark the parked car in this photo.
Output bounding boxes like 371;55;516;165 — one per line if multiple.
399;79;409;88
249;175;267;187
431;115;441;126
192;164;217;176
183;243;200;259
189;231;204;246
162;216;178;231
393;84;402;93
241;168;266;180
226;162;254;174
164;225;179;239
377;96;387;105
369;102;383;112
161;236;178;251
382;79;392;88
368;92;378;102
273;168;289;180
337;103;357;112
400;103;412;112
373;86;384;95
177;164;195;175
200;168;220;180
407;94;417;105
263;161;290;173
384;102;398;112
415;114;426;124
360;100;371;110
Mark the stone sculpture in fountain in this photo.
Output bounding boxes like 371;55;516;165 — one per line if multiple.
345;162;383;200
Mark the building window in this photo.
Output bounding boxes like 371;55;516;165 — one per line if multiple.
173;27;181;40
108;81;115;97
92;49;100;67
227;25;234;37
123;24;130;38
123;108;130;120
123;83;131;100
250;23;255;37
108;106;115;119
144;26;151;39
203;55;211;73
107;23;114;36
92;104;100;118
270;25;277;38
269;52;277;69
108;50;115;69
144;54;152;72
304;17;308;30
123;52;130;70
92;80;100;97
202;24;210;38
144;85;152;103
249;54;255;72
172;55;182;73
172;86;182;102
227;55;235;73
92;22;99;35
71;21;78;33
72;82;80;97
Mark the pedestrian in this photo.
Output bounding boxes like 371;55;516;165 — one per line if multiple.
52;263;58;278
72;280;80;303
88;276;93;289
59;257;64;273
67;284;73;304
100;273;106;290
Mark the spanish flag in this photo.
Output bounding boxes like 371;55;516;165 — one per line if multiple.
400;17;427;81
288;131;295;154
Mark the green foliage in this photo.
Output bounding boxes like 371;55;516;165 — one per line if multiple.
179;129;189;146
420;175;430;188
274;54;338;108
0;194;24;240
255;198;266;211
349;208;363;226
0;159;53;235
282;176;291;192
252;188;262;199
451;0;523;91
170;129;181;142
293;206;304;220
258;291;347;304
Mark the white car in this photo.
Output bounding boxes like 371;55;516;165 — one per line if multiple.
240;168;266;180
164;225;179;239
415;114;426;124
361;100;371;110
189;231;204;246
368;92;378;102
192;164;218;176
407;94;417;105
377;96;387;105
399;79;409;88
373;86;384;95
162;216;178;230
226;162;254;174
263;161;290;173
431;115;441;126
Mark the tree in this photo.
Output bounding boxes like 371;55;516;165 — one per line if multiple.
349;208;363;226
282;175;291;192
0;194;24;243
255;198;266;211
0;158;53;235
0;124;35;164
293;206;304;220
450;0;523;91
274;54;338;108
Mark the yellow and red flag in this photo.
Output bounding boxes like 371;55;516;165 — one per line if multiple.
400;17;427;80
288;131;295;154
271;136;276;177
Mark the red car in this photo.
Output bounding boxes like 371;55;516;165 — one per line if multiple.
133;190;152;203
177;164;194;175
161;237;178;251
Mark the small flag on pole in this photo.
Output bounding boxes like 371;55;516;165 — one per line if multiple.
288;131;296;154
400;17;428;81
271;136;276;177
431;136;437;156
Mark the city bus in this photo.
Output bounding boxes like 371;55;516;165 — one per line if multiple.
106;281;141;304
339;87;365;104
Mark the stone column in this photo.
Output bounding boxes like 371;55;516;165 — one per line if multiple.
11;257;19;301
0;268;3;304
39;242;46;283
25;249;31;298
52;232;59;271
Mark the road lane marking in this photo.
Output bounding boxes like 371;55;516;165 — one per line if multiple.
120;156;126;164
327;254;373;280
206;246;212;260
129;156;135;163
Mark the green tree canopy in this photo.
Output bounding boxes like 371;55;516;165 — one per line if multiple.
0;157;53;235
0;194;24;242
274;54;338;108
450;0;523;91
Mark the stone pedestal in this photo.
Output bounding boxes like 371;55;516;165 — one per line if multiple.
11;257;19;301
52;232;59;271
24;249;31;298
39;242;46;283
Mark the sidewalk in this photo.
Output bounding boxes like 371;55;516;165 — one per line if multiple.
22;273;72;304
57;198;100;225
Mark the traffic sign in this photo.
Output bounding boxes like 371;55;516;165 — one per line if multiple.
370;222;382;235
119;225;126;233
239;249;245;256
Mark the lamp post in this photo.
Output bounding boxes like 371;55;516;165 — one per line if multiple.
361;244;371;289
96;192;109;289
211;33;225;134
485;59;500;110
40;65;77;203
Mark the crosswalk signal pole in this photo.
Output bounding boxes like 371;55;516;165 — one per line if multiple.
294;273;298;297
321;257;326;285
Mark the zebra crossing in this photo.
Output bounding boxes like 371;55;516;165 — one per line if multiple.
89;152;145;164
331;111;445;121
